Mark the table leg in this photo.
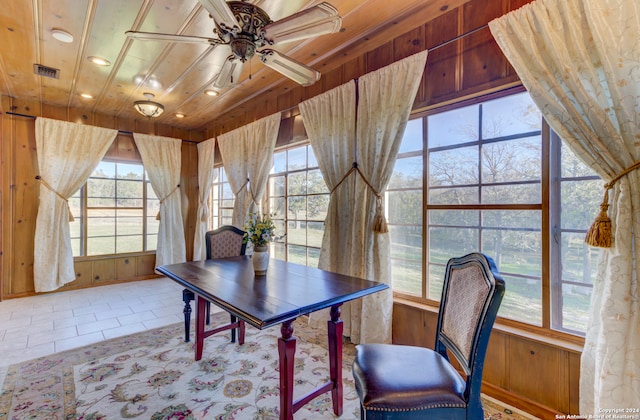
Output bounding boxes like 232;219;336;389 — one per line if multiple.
328;304;344;416
195;295;207;361
278;319;296;420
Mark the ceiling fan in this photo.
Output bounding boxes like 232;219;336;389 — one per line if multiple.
125;0;342;90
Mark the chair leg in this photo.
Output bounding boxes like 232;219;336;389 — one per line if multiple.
206;301;211;325
182;289;194;342
230;314;237;342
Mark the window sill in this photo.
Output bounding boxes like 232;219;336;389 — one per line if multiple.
393;296;584;354
74;251;156;261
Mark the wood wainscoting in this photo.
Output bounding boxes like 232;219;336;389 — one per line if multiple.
393;300;582;419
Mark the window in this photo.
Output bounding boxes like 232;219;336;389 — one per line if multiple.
550;137;601;333
70;161;158;256
268;144;329;267
208;166;234;230
386;90;601;336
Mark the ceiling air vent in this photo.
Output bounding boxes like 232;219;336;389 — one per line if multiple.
33;64;60;79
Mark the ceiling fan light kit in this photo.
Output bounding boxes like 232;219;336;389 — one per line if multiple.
126;0;342;90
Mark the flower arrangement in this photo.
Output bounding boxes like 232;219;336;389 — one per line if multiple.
243;212;276;248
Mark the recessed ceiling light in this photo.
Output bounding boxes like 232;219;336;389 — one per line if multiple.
87;56;111;66
51;28;74;43
80;93;93;99
204;89;219;97
175;113;185;118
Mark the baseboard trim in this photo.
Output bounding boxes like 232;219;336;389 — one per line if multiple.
483;382;560;419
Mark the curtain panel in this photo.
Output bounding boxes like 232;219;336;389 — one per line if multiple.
133;134;186;269
193;138;217;261
34;118;117;292
300;50;428;344
218;113;280;229
489;0;640;412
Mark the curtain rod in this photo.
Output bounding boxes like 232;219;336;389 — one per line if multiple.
274;24;490;117
2;111;199;143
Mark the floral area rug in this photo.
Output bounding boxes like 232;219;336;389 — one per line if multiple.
0;312;535;419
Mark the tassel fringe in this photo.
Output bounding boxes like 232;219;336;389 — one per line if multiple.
584;188;612;248
373;196;388;233
373;213;388;233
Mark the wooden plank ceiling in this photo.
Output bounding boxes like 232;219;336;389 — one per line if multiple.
0;0;470;131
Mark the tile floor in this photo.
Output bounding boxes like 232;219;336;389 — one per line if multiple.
0;278;199;368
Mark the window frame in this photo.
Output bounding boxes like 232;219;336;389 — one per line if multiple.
268;143;329;267
389;87;595;344
71;159;158;258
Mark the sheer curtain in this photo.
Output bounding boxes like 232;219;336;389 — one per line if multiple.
217;126;247;228
489;0;640;412
133;134;186;269
193;137;217;261
34;118;117;292
300;51;427;344
218;113;280;228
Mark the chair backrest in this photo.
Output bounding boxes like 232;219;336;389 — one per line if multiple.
434;252;505;401
205;225;247;260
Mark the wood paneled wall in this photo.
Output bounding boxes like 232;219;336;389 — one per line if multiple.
0;96;202;298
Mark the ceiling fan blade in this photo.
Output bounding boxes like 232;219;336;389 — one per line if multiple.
263;2;342;45
259;49;320;86
198;0;239;32
212;56;244;89
125;31;218;45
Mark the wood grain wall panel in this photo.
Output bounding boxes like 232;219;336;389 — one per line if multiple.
68;260;93;290
419;9;459;107
104;134;142;162
91;259;115;284
341;56;366;84
461;0;509;91
277;90;297;114
391;303;435;348
507;336;570;412
10;117;37;296
115;257;137;280
137;254;156;277
365;41;394;74
181;142;198;261
483;331;508;388
393;27;426;62
322;66;345;92
569;351;581;414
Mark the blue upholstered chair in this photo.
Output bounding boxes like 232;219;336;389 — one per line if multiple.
352;252;505;419
182;225;247;342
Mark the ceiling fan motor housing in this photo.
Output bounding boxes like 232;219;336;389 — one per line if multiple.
218;1;272;61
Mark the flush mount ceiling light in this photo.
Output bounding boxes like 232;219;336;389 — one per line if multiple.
134;93;164;118
87;56;111;66
51;28;74;43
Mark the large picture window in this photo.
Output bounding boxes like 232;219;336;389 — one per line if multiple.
70;161;158;256
386;90;601;336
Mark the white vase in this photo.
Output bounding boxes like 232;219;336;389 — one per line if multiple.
252;245;269;275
